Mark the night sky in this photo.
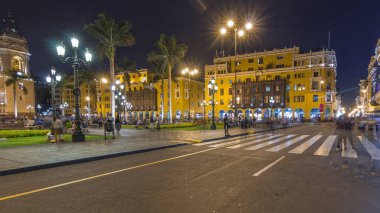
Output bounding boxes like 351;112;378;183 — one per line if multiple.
1;0;379;106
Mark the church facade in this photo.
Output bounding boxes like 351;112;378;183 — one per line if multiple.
0;12;35;117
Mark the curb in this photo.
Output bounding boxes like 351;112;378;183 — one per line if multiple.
0;143;187;177
186;124;301;143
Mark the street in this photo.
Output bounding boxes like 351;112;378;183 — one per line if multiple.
1;123;380;213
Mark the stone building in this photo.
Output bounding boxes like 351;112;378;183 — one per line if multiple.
0;12;35;117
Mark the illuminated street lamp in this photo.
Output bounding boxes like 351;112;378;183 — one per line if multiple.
37;104;41;115
181;67;198;120
219;18;253;120
46;67;61;117
56;37;92;142
208;77;218;130
27;104;33;114
269;96;275;117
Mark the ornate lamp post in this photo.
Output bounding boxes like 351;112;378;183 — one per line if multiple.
56;37;92;142
181;67;198;120
112;79;124;121
269;96;275;117
219;19;253;120
27;104;33;115
46;67;61;117
208;77;218;130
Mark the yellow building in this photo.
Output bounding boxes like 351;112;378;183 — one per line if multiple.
96;69;205;121
60;81;97;116
204;47;337;121
0;12;35;117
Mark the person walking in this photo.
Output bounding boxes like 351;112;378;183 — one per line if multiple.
335;115;345;151
150;115;155;132
156;114;161;131
52;116;64;143
224;114;230;136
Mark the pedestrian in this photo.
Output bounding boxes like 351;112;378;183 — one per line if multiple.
335;114;347;150
224;114;230;136
155;114;161;131
343;114;355;150
115;117;122;133
52;116;64;143
150;115;155;132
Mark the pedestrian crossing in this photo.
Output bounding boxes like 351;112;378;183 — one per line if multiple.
193;133;380;160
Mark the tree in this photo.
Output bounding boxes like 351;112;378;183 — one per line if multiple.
84;13;135;119
147;52;167;122
79;70;96;116
148;35;188;123
4;70;28;118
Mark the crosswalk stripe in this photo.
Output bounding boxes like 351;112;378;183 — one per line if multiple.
245;135;296;151
227;134;284;149
266;135;309;152
209;134;271;148
313;135;336;156
358;136;380;160
193;134;262;146
289;135;323;154
341;139;357;158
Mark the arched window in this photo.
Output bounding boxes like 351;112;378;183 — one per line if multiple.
11;56;23;71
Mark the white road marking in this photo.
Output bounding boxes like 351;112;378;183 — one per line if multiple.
313;135;337;156
193;134;261;146
209;134;270;148
341;139;358;158
253;156;286;177
289;135;323;154
266;135;309;152
246;135;296;151
225;134;283;149
358;136;380;160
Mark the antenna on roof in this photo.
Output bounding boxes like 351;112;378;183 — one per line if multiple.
328;30;331;50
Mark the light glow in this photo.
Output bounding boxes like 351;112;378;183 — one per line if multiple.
220;27;227;35
245;22;253;30
71;38;79;48
46;76;52;83
238;29;245;37
56;45;65;56
85;49;92;62
227;20;234;28
56;75;62;82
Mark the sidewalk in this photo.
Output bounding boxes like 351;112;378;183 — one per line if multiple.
0;123;302;176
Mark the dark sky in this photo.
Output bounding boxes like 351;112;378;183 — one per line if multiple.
2;0;380;106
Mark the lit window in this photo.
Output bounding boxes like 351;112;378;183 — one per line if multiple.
266;86;271;92
313;95;318;102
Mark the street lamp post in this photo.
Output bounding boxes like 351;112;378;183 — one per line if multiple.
46;67;61;118
37;104;41;115
208;77;218;130
269;96;275;117
27;104;33;115
201;100;208;122
56;37;92;142
181;67;198;120
220;19;253;120
112;79;124;121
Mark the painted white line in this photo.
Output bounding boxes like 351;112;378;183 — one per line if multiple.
193;134;261;146
253;156;286;177
266;135;309;152
313;135;337;156
227;134;283;149
341;139;357;158
246;135;296;151
289;135;323;154
358;136;380;160
209;134;269;148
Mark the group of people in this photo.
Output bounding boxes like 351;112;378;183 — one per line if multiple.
149;114;161;132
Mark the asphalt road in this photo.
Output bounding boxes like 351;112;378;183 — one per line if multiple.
1;123;380;213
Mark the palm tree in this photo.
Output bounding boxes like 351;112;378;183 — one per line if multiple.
79;70;96;116
148;52;167;122
148;34;188;123
84;13;135;119
4;70;28;118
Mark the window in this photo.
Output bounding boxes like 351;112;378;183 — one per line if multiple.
248;58;254;63
301;96;305;102
286;85;290;91
297;84;302;91
220;80;223;84
258;58;264;64
287;97;290;103
326;94;332;102
293;96;297;102
327;82;331;90
313;71;319;77
312;81;319;90
275;85;280;92
327;71;331;76
277;55;284;60
287;74;290;79
294;74;297;78
220;99;224;105
276;64;285;68
265;85;271;92
229;88;232;95
11;56;22;71
297;73;301;78
275;75;281;80
313;95;318;102
297;96;300;102
105;97;110;101
302;73;305;78
229;79;233;84
248;68;254;71
220;89;224;95
294;84;297;91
